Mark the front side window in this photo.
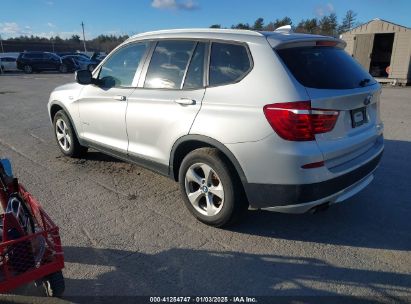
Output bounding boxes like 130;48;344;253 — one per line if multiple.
209;42;251;86
144;40;196;89
99;42;148;88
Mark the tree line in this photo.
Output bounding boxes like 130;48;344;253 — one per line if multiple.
4;34;130;53
210;10;358;37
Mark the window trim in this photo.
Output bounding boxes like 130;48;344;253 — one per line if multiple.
95;37;254;91
182;41;210;90
136;38;253;91
180;41;199;90
206;40;254;88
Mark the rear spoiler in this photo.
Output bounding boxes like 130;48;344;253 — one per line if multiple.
266;34;346;50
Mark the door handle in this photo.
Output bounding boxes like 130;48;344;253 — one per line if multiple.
174;98;195;105
114;95;127;101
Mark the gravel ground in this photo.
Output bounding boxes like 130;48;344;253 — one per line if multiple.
0;73;410;303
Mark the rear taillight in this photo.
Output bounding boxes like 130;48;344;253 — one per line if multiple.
263;101;339;141
316;40;338;47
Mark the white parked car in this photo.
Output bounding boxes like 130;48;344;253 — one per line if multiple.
0;57;18;72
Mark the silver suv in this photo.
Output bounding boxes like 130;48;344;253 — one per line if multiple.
48;29;384;227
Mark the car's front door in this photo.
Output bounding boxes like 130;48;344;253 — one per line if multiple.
78;42;150;153
126;40;207;166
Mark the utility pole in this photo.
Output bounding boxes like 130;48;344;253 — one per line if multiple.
51;38;55;53
0;35;4;53
81;21;87;53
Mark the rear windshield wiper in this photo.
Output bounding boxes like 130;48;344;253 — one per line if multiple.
359;78;371;87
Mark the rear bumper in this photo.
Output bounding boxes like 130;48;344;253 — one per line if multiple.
244;150;383;210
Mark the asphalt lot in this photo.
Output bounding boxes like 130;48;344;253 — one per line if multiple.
0;73;410;303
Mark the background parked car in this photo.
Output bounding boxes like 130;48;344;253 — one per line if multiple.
16;52;67;73
60;56;81;72
61;55;98;72
0;57;18;72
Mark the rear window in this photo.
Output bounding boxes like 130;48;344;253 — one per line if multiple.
277;46;376;89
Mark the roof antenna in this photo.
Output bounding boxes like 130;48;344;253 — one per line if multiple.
274;25;292;34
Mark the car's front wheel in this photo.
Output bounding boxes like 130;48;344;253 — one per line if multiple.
53;110;87;157
178;148;247;227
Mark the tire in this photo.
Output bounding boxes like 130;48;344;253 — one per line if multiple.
53;110;87;157
178;148;248;227
42;271;65;297
23;65;33;74
59;64;68;73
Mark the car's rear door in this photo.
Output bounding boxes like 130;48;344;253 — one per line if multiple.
276;44;384;172
77;42;150;153
126;40;206;166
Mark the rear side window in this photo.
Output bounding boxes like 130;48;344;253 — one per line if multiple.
209;42;251;86
145;40;196;89
277;46;376;89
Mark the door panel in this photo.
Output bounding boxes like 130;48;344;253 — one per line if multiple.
78;41;151;153
126;40;206;165
78;86;133;152
353;34;374;72
126;89;204;165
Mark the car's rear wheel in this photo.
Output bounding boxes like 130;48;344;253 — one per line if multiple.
53;110;87;158
179;148;247;227
24;65;33;74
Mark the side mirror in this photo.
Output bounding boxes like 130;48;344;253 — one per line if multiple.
0;159;13;177
75;69;93;85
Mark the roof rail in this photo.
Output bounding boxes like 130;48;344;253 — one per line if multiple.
274;25;292;34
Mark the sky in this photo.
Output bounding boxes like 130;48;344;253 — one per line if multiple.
0;0;410;39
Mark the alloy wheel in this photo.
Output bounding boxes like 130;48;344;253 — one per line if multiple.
184;163;224;216
55;118;71;152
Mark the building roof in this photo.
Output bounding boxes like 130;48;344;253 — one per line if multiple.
343;18;410;34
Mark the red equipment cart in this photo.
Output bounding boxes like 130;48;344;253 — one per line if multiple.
0;161;65;297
